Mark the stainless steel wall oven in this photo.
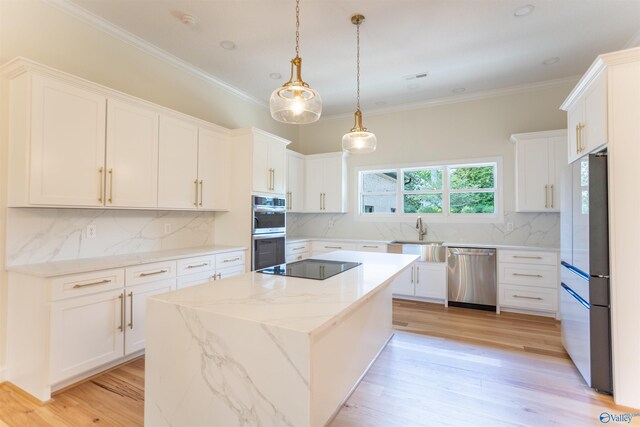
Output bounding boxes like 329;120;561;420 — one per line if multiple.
251;196;286;270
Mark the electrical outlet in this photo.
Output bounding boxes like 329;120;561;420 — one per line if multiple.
86;225;97;239
164;223;172;234
506;222;514;232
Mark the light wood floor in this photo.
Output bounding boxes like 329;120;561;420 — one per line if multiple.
1;300;638;426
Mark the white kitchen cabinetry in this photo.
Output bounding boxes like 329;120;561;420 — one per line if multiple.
7;72;107;207
563;69;608;163
355;243;387;253
105;99;159;208
286;241;311;263
286;150;305;212
391;262;447;303
310;241;357;257
176;250;246;290
497;249;559;316
158;116;230;210
511;130;567;212
251;130;288;195
304;152;348;213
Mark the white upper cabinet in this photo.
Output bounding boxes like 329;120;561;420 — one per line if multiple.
511;130;567;212
9;73;107;207
304;152;348;213
106;99;159;208
158;116;230;211
251;131;288;195
563;69;608;163
286;150;305;212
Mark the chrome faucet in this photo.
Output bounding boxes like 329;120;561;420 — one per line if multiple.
416;216;427;241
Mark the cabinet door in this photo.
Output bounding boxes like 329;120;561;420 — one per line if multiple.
567;104;584;164
286;151;305;212
304;158;324;211
217;265;245;280
125;279;175;355
29;75;106;206
252;134;270;193
198;128;230;210
105;99;159;208
548;136;566;211
414;262;447;299
50;289;125;383
583;72;608;153
391;264;415;296
322;156;346;213
516;139;550;212
269;140;287;195
158;116;198;209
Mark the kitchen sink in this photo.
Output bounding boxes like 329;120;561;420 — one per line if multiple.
387;241;447;262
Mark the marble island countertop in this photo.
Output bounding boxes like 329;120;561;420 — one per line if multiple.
5;245;247;278
287;236;559;252
149;250;418;335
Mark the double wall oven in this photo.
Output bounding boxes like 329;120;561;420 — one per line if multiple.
252;195;286;270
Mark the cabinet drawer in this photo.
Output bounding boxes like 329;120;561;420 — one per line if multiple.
176;269;217;290
499;284;558;312
499;263;558;288
51;269;124;301
177;255;214;276
215;251;245;269
311;241;357;252
126;261;177;286
356;243;386;252
498;250;557;266
286;242;310;257
286;253;310;263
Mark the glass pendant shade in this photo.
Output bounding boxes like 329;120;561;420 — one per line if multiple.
342;110;377;153
269;59;322;125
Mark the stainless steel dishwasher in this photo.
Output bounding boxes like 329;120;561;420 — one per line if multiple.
447;247;496;311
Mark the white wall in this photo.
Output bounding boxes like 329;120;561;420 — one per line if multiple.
289;83;574;244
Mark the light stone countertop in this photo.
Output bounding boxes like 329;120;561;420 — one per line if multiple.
6;245;247;278
286;236;559;252
149;250;418;335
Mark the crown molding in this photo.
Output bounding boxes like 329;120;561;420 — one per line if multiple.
510;129;567;144
45;0;268;109
321;75;581;121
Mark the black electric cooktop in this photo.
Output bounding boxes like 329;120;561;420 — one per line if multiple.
257;259;361;280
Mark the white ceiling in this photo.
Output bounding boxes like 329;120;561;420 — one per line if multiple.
68;0;640;117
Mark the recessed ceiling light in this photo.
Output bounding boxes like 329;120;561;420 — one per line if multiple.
514;5;535;17
407;83;420;90
180;14;197;26
269;72;282;80
542;57;560;65
219;40;237;50
452;87;466;94
375;101;387;106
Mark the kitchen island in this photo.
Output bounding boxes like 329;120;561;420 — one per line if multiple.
144;250;417;427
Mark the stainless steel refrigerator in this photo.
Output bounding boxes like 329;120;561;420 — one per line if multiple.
560;150;612;394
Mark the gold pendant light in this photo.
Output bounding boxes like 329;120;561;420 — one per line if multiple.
342;14;377;154
269;0;321;124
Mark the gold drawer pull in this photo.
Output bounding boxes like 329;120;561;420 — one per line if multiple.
362;245;379;248
291;246;307;251
139;269;168;277
98;167;104;203
513;294;543;300
118;293;124;332
512;255;543;259
186;262;209;269
73;279;111;288
108;168;113;203
127;291;134;329
222;257;241;263
513;273;543;278
325;246;342;249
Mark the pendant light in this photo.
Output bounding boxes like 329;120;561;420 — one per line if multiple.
269;0;321;124
342;14;377;154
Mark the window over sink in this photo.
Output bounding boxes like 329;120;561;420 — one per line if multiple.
358;158;502;223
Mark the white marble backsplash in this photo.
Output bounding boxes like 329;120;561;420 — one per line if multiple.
287;211;560;247
5;208;216;266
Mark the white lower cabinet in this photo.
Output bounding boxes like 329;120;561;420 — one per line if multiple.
176;250;246;290
392;262;447;302
310;241;357;257
286;241;311;263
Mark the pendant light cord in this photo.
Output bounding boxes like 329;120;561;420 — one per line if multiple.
356;20;361;111
295;0;300;57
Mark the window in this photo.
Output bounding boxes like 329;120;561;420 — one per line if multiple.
358;159;500;221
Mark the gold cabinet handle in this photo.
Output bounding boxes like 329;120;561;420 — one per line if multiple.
575;124;580;154
108;168;113;203
319;193;323;210
73;279;111;289
362;245;379;248
512;273;543;278
98;167;104;203
513;255;542;259
291;246;306;251
128;291;134;329
216;272;222;280
550;185;554;209
325;246;342;249
186;262;209;269
209;275;217;281
222;257;241;263
410;265;414;284
194;179;199;206
139;269;168;277
416;266;420;284
579;123;586;152
199;180;203;207
544;185;549;208
513;294;543;300
118;293;124;332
